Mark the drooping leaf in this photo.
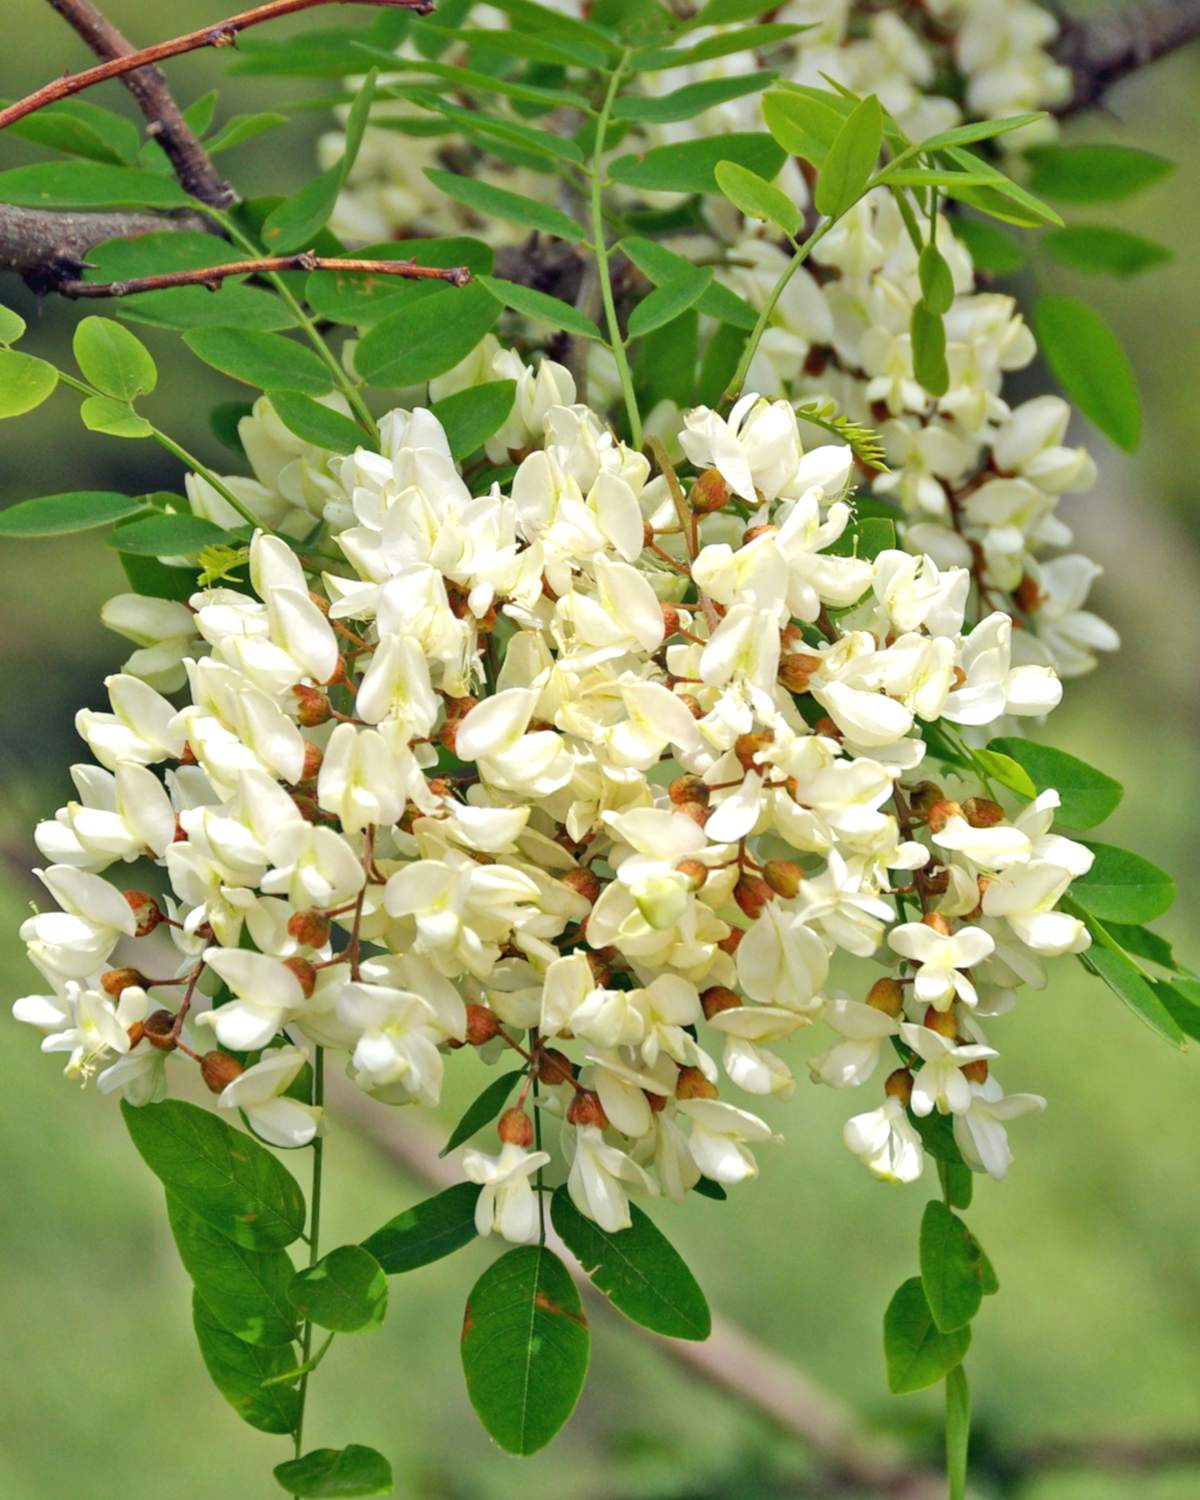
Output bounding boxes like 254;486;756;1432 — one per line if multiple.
0;348;58;418
106;512;232;558
362;1183;482;1274
884;1275;970;1394
0;161;190;209
714;159;801;236
987;738;1122;829
1105;923;1192;976
122;1098;306;1250
184;327;334;396
429;381;518;462
919;1201;996;1333
610;134;786;196
438;1068;524;1157
354;283;500;387
73;316;157;401
0;490;146;537
1071;843;1175;924
1025;144;1175;203
815;93;882;218
461;1245;589;1454
1067;905;1185;1046
478;276;603;341
425;167;586;241
272;1445;393;1498
192;1292;300;1434
1157;979;1200;1042
551;1188;710;1340
628;266;714;339
1034;294;1140;452
289;1245;388;1333
269;392;369;453
910;302;949;397
918;244;955;315
167;1196;298;1347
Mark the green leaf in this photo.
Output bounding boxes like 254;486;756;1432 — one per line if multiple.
478;276;603;341
122;1098;306;1250
827;515;896;562
918;244;955;316
261;163;344;257
635;307;697;411
1034;294;1140;452
461;1245;589;1454
425;167;585;241
0;490;148;538
1025;144;1175;203
354;282;500;387
184;327;334;396
206;111;289;155
73;316;157;400
0;303;25;344
192;1292;300;1434
273;1445;393;1498
762;86;845;167
884;1276;970;1394
620;236;757;331
914;112;1045;152
306;236;492;326
429;380;518;462
80;396;153;438
1105;923;1192;976
610;134;786;196
691;1175;728;1201
1157;979;1200;1042
0;97;139;164
422;25;604;69
107;512;232;558
1073;915;1185;1047
1043;225;1172;278
682;0;778;26
634;23;805;72
951;217;1026;275
910;302;949;397
269;392;368;453
0;161;189;209
938;148;1063;228
0;348;58;418
628;266;713;339
910;1108;966;1166
550;1188;710;1340
211;401;252;455
987;737;1122;829
362;1183;482;1274
289;1245;388;1333
614;72;776;124
167;1196;297;1346
438;1068;524;1157
714;160;801;236
919;1201;996;1333
946;1364;971;1500
815;93;882;218
1071;842;1175;924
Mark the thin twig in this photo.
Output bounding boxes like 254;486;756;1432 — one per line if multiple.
57;251;471;298
1054;0;1200;114
0;0;434;133
46;0;234;206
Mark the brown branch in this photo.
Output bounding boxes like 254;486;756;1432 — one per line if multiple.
0;203;213;292
1054;0;1200;115
46;0;234;208
56;251;472;298
0;0;434;135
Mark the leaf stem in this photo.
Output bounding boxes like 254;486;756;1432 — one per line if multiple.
589;49;642;449
149;425;270;531
292;1045;325;1478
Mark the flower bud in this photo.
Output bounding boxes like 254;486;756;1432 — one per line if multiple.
283;956;317;999
884;1067;914;1104
438;718;461;755
923;1005;958;1038
465;1003;499;1047
123;890;162;936
126;1021;145;1049
734;873;773;920
101;966;146;999
675;1066;718;1101
567;1090;609;1129
813;716;843;741
762;859;804;898
444;694;478;722
287;908;331;948
660;603;680;638
925;799;962;833
742;524;778;545
778;652;823;692
561;867;601;906
717;926;744;956
179;741;198;766
537;1048;574;1087
144;1009;178;1052
201;1050;245;1094
646;1089;668;1113
498;1107;535;1147
922;912;952;936
907;781;944;816
675;858;707;892
292;684;332;727
690;468;729;513
923;866;950;897
298;741;324;783
734;731;773;771
587;948;618;987
669;774;708;806
866;977;905;1017
1014;573;1044;614
961;1058;989;1085
701;985;741;1020
675;799;709;829
963;797;1005;829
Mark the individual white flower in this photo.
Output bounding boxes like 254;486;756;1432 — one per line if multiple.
198;948;307;1051
567;1123;656;1231
899;1021;997;1115
217;1046;322;1148
953;1076;1046;1178
463;1141;552;1243
888;921;995;1010
677;1097;779;1184
843;1095;925;1183
809;995;900;1087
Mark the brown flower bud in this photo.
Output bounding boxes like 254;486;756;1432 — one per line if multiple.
567;1090;609;1129
923;1005;958;1038
866;977;905;1017
675;1065;718;1101
444;694;478;722
925;799;963;833
561;867;601;906
438;718;461;755
701;985;741;1020
283;957;317;999
292;684;332;727
101;967;146;999
144;1009;178;1052
465;1004;499;1047
298;741;324;783
690;468;729;513
742;523;778;545
1013;573;1044;614
123;890;162;936
287;909;331;949
734;873;773;920
961;1058;989;1085
762;859;804;898
778;652;824;692
922;866;951;897
907;781;944;816
676;858;708;892
884;1067;914;1104
675;799;709;829
922;911;952;936
126;1021;146;1049
646;1089;668;1113
717;926;744;956
734;731;773;771
660;603;680;638
498;1107;535;1147
963;796;1005;829
813;716;843;741
587;948;618;987
201;1050;245;1095
538;1048;574;1087
668;774;708;806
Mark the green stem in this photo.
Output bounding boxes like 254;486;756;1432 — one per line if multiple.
207;208;379;445
292;1046;325;1476
589;49;642;449
149;425;270;531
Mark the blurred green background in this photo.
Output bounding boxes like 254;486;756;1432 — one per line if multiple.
1;4;1198;1498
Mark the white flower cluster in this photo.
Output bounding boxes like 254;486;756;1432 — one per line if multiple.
16;393;1097;1236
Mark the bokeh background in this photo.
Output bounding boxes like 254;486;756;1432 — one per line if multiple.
1;4;1197;1497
